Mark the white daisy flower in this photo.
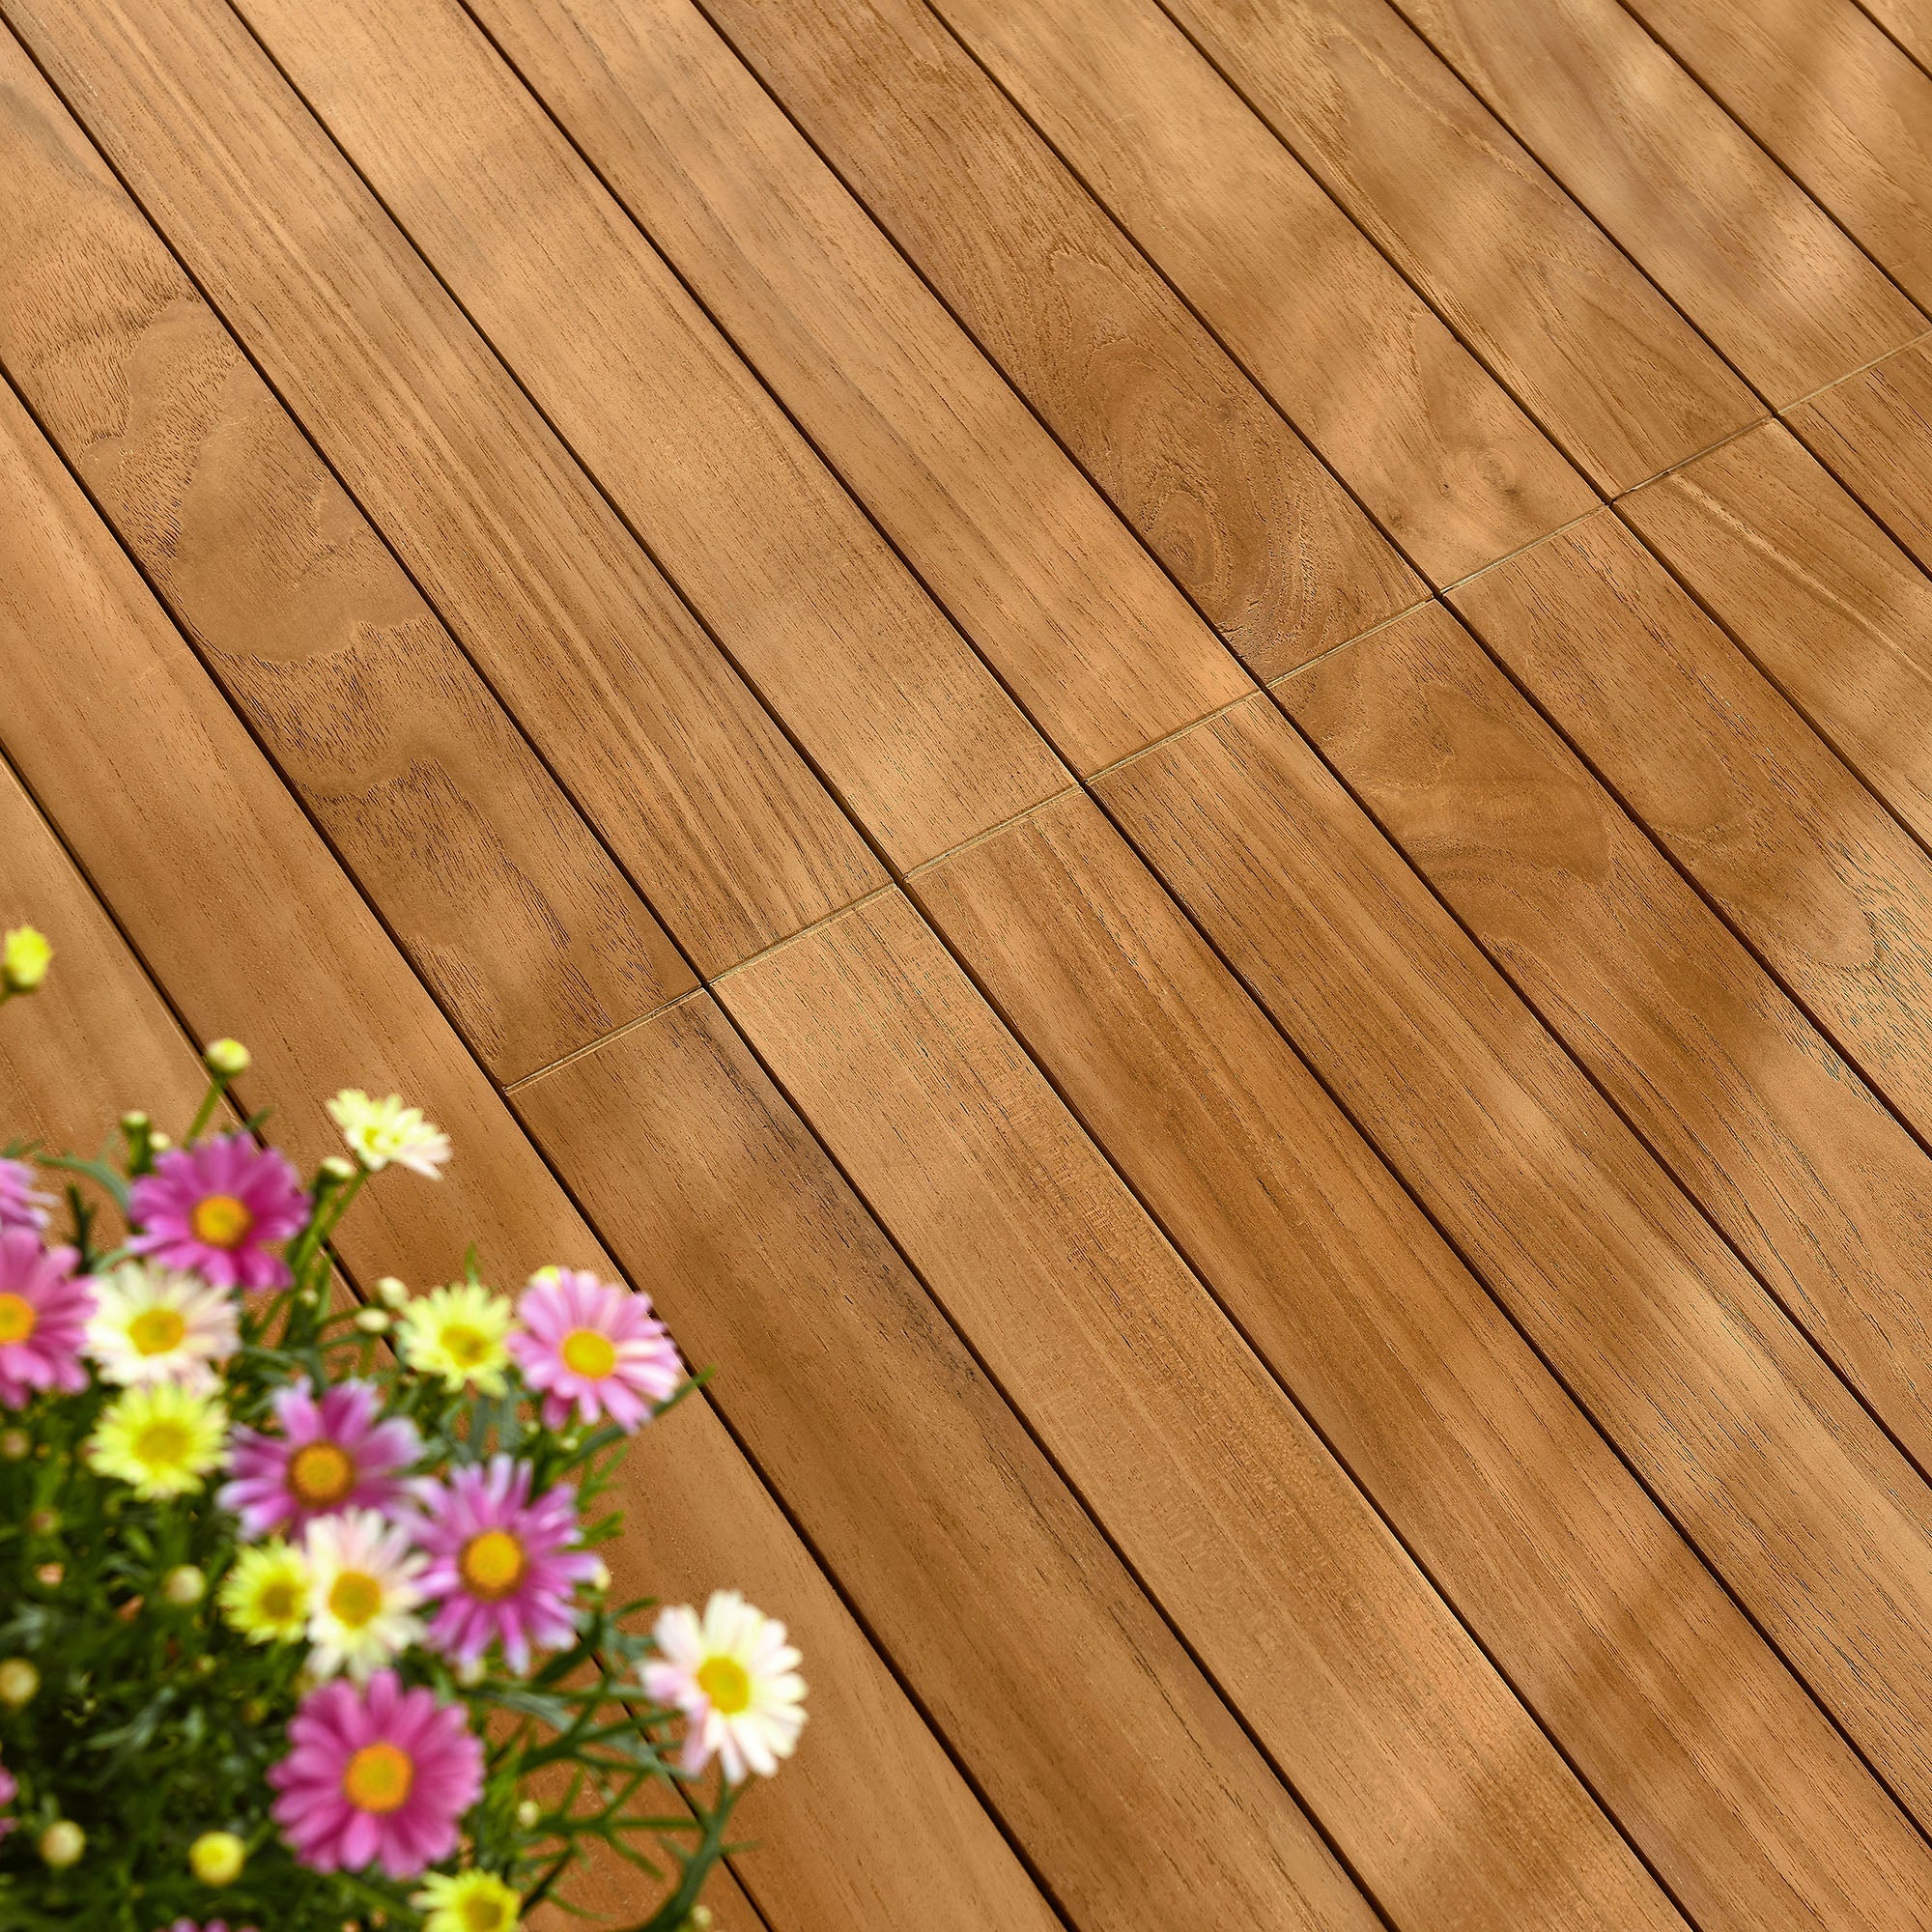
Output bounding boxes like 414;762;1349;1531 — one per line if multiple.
84;1261;239;1393
644;1591;806;1783
304;1507;428;1681
326;1091;451;1179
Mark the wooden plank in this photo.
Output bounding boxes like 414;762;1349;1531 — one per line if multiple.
4;0;885;976
1622;419;1932;849
1389;0;1924;401
225;0;1070;867
1452;510;1932;1150
1094;690;1932;1828
0;367;1056;1932
1619;0;1932;310
459;0;1254;775
913;785;1932;1932
1284;599;1932;1480
694;0;1425;682
722;889;1684;1932
0;37;696;1087
515;992;1379;1932
1861;0;1932;71
923;0;1596;583
1153;0;1756;492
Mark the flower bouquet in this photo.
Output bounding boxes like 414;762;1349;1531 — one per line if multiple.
0;928;805;1932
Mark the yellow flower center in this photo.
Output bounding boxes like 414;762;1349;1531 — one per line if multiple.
462;1892;512;1931
342;1740;414;1814
459;1528;526;1601
440;1323;490;1368
133;1418;193;1470
560;1327;616;1379
288;1440;355;1506
696;1655;753;1717
189;1193;254;1250
0;1293;36;1347
327;1570;384;1630
128;1307;187;1356
258;1577;302;1624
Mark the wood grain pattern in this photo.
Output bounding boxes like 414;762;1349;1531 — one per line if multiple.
1861;0;1932;71
0;370;1055;1932
5;0;886;977
925;0;1597;582
1094;691;1932;1829
723;888;1683;1932
1156;0;1757;491
696;0;1425;681
0;38;696;1085
1285;599;1932;1478
1453;511;1932;1151
1622;418;1932;848
1621;0;1932;308
463;0;1253;775
515;991;1376;1932
913;785;1932;1932
231;0;1071;868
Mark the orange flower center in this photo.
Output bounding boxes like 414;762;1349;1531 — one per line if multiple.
327;1570;384;1629
342;1740;414;1814
459;1528;526;1601
288;1440;356;1507
189;1193;254;1250
696;1656;753;1717
128;1307;186;1356
560;1328;616;1379
0;1293;36;1347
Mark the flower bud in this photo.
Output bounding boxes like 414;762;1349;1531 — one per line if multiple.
120;1110;150;1133
0;1429;29;1461
353;1308;391;1334
1;926;52;994
456;1655;488;1688
516;1799;541;1829
38;1822;83;1868
204;1037;251;1078
161;1564;206;1607
0;1659;40;1707
34;1564;60;1588
586;1558;611;1594
375;1275;411;1309
189;1829;245;1886
318;1154;356;1183
148;1131;172;1153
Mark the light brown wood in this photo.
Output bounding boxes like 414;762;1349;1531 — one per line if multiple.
722;888;1683;1932
1155;0;1757;491
515;991;1376;1932
925;0;1597;582
1094;690;1932;1830
1861;0;1932;72
462;0;1254;774
229;0;1071;869
1284;598;1932;1479
1622;0;1932;309
0;36;696;1085
5;0;887;976
0;369;1055;1932
696;0;1426;681
913;784;1932;1932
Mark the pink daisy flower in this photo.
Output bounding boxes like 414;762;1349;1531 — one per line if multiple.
0;1230;93;1408
0;1158;50;1235
220;1379;421;1538
128;1134;307;1292
269;1669;482;1879
508;1270;680;1433
0;1754;16;1840
414;1455;599;1673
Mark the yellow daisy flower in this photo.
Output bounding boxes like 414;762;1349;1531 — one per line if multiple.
412;1869;523;1932
218;1539;311;1645
87;1382;227;1499
398;1282;515;1396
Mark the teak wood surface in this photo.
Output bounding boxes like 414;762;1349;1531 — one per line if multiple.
5;0;1932;1923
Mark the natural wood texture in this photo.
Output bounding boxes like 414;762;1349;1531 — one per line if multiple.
515;991;1375;1932
696;0;1425;681
229;0;1071;868
913;785;1932;1932
1788;335;1932;573
5;0;886;976
0;37;696;1086
1392;0;1926;400
925;0;1597;583
1622;0;1932;309
461;0;1254;774
1453;511;1932;1150
1623;418;1932;848
1154;0;1757;491
722;889;1683;1932
0;371;1055;1932
1094;692;1932;1827
1862;0;1932;71
1285;599;1932;1478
